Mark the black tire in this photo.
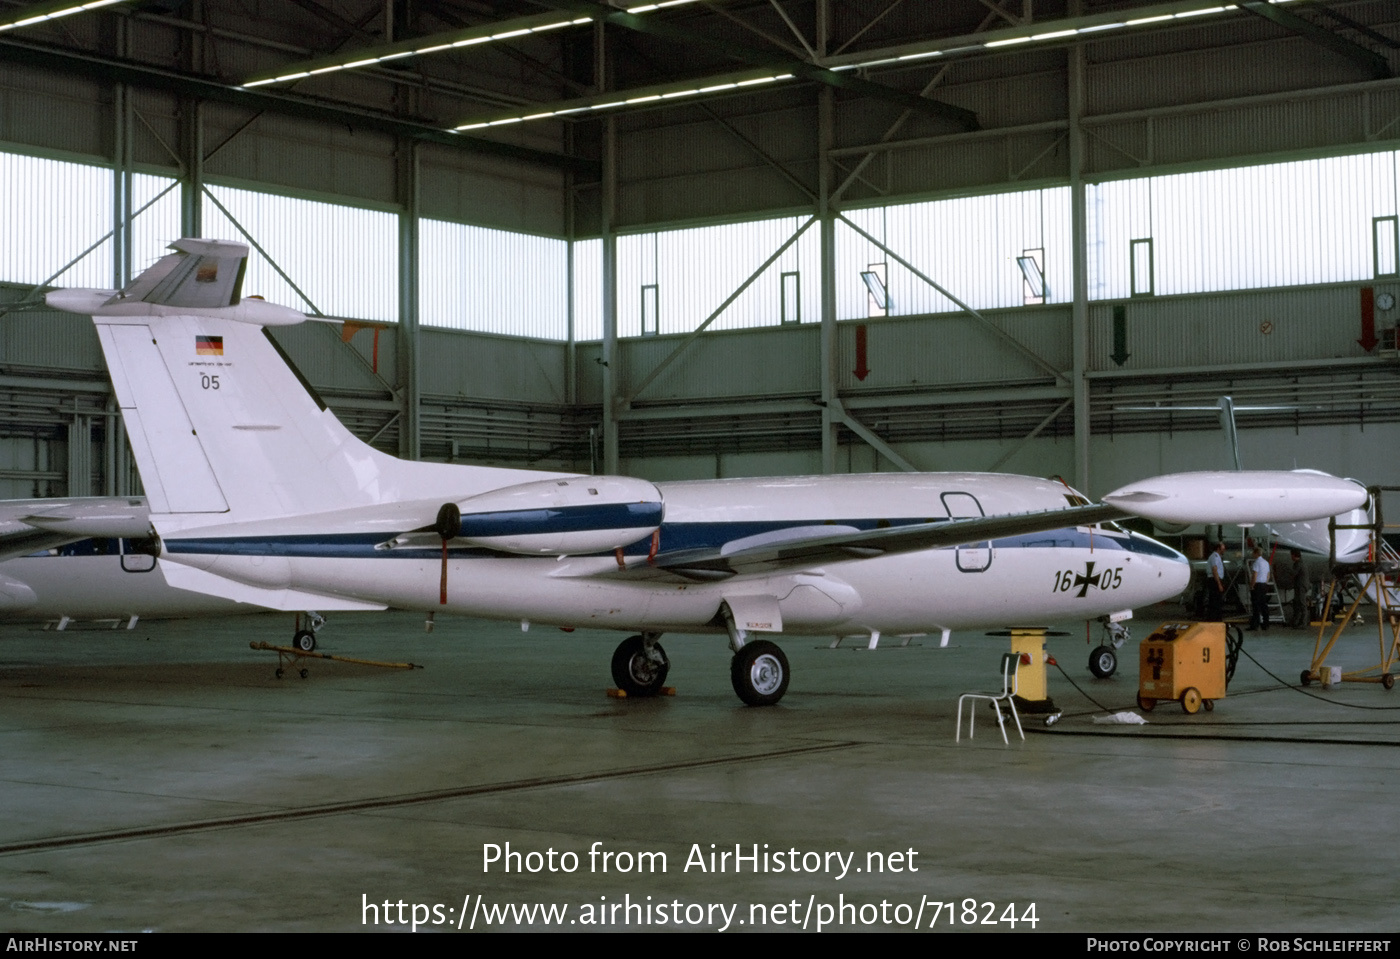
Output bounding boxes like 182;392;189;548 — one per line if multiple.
1089;645;1117;679
1383;673;1395;691
299;668;308;679
1225;625;1244;685
293;629;316;653
274;668;283;679
1136;693;1155;712
730;641;789;707
610;635;669;697
1300;669;1312;687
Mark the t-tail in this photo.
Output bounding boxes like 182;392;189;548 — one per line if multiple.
47;239;554;533
46;240;666;612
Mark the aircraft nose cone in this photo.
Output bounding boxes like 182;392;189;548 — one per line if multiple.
1162;552;1191;596
1129;533;1191;601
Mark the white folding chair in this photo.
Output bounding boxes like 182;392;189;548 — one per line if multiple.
956;651;1025;744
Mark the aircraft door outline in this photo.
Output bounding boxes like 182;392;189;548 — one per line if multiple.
942;492;993;572
119;538;158;574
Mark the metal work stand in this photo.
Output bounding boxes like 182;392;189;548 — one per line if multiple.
1301;486;1400;690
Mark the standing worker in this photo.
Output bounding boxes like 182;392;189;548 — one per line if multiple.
1207;541;1227;622
1249;546;1272;632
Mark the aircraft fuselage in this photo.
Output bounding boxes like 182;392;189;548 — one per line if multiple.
158;473;1191;638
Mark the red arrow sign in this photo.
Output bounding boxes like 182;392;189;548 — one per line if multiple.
854;324;870;380
1359;286;1378;352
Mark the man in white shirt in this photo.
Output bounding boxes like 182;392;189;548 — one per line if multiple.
1207;541;1227;622
1249;547;1272;632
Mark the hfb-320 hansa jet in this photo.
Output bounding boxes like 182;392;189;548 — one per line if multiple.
45;240;1369;706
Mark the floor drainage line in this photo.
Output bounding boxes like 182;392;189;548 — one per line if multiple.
0;741;860;856
1031;727;1400;747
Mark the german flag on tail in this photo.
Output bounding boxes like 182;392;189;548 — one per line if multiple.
196;335;223;356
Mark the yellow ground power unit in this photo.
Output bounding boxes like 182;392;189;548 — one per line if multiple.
1137;622;1227;715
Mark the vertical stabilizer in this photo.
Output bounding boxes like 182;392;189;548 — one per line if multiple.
52;240;561;529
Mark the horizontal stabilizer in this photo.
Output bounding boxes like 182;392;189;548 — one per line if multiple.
160;563;387;612
108;239;248;309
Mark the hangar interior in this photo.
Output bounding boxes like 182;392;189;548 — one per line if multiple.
3;0;1400;935
0;0;1398;500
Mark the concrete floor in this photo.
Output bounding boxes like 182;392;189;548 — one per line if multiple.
2;607;1398;933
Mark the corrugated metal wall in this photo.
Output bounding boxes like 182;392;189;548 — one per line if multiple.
838;189;1072;318
0;152;113;288
615;96;817;226
266;322;395;396
1088;152;1400;300
1088;283;1400;372
615;215;818;336
419;329;568;406
202;104;399;207
0;63;108;160
203;183;400;322
606;325;821;404
0;308;106;373
418;220;568;338
837;309;1071;391
419;145;566;237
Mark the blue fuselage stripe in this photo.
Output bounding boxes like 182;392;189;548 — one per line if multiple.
163;519;1186;562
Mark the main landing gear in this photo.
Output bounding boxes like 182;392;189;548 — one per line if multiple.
722;601;790;707
730;641;790;707
610;633;670;697
609;604;794;707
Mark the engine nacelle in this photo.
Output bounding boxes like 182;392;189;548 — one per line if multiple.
445;475;664;556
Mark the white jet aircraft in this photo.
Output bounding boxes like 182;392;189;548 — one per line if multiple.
0;497;321;640
45;240;1370;706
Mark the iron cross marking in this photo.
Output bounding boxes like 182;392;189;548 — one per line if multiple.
1073;562;1099;598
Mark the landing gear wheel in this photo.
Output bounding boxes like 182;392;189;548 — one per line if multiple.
1300;670;1313;687
1383;673;1395;691
610;635;669;697
730;641;789;707
293;629;316;653
1181;687;1202;715
1089;645;1117;679
1136;693;1155;712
